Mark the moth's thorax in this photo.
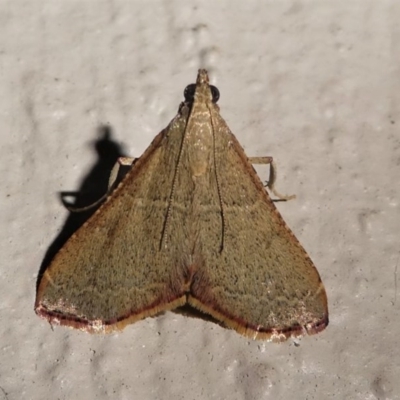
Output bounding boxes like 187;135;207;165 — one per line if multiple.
186;101;214;178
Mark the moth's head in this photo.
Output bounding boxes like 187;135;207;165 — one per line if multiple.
196;69;209;85
183;69;220;106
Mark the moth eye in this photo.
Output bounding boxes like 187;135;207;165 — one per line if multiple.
210;85;220;103
183;83;220;103
184;84;196;102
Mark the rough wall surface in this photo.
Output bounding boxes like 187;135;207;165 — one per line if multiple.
1;2;399;399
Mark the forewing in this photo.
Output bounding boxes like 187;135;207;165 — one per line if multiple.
188;113;328;341
35;112;190;332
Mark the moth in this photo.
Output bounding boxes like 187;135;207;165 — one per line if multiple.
35;69;328;341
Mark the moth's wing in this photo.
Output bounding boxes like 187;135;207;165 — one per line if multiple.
188;115;328;341
35;114;191;333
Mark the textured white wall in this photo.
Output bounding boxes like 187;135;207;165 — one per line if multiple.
1;1;399;399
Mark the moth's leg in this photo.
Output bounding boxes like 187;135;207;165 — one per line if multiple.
108;157;136;190
248;156;296;201
67;157;137;212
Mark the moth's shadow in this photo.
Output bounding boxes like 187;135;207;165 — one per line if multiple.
35;125;128;291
